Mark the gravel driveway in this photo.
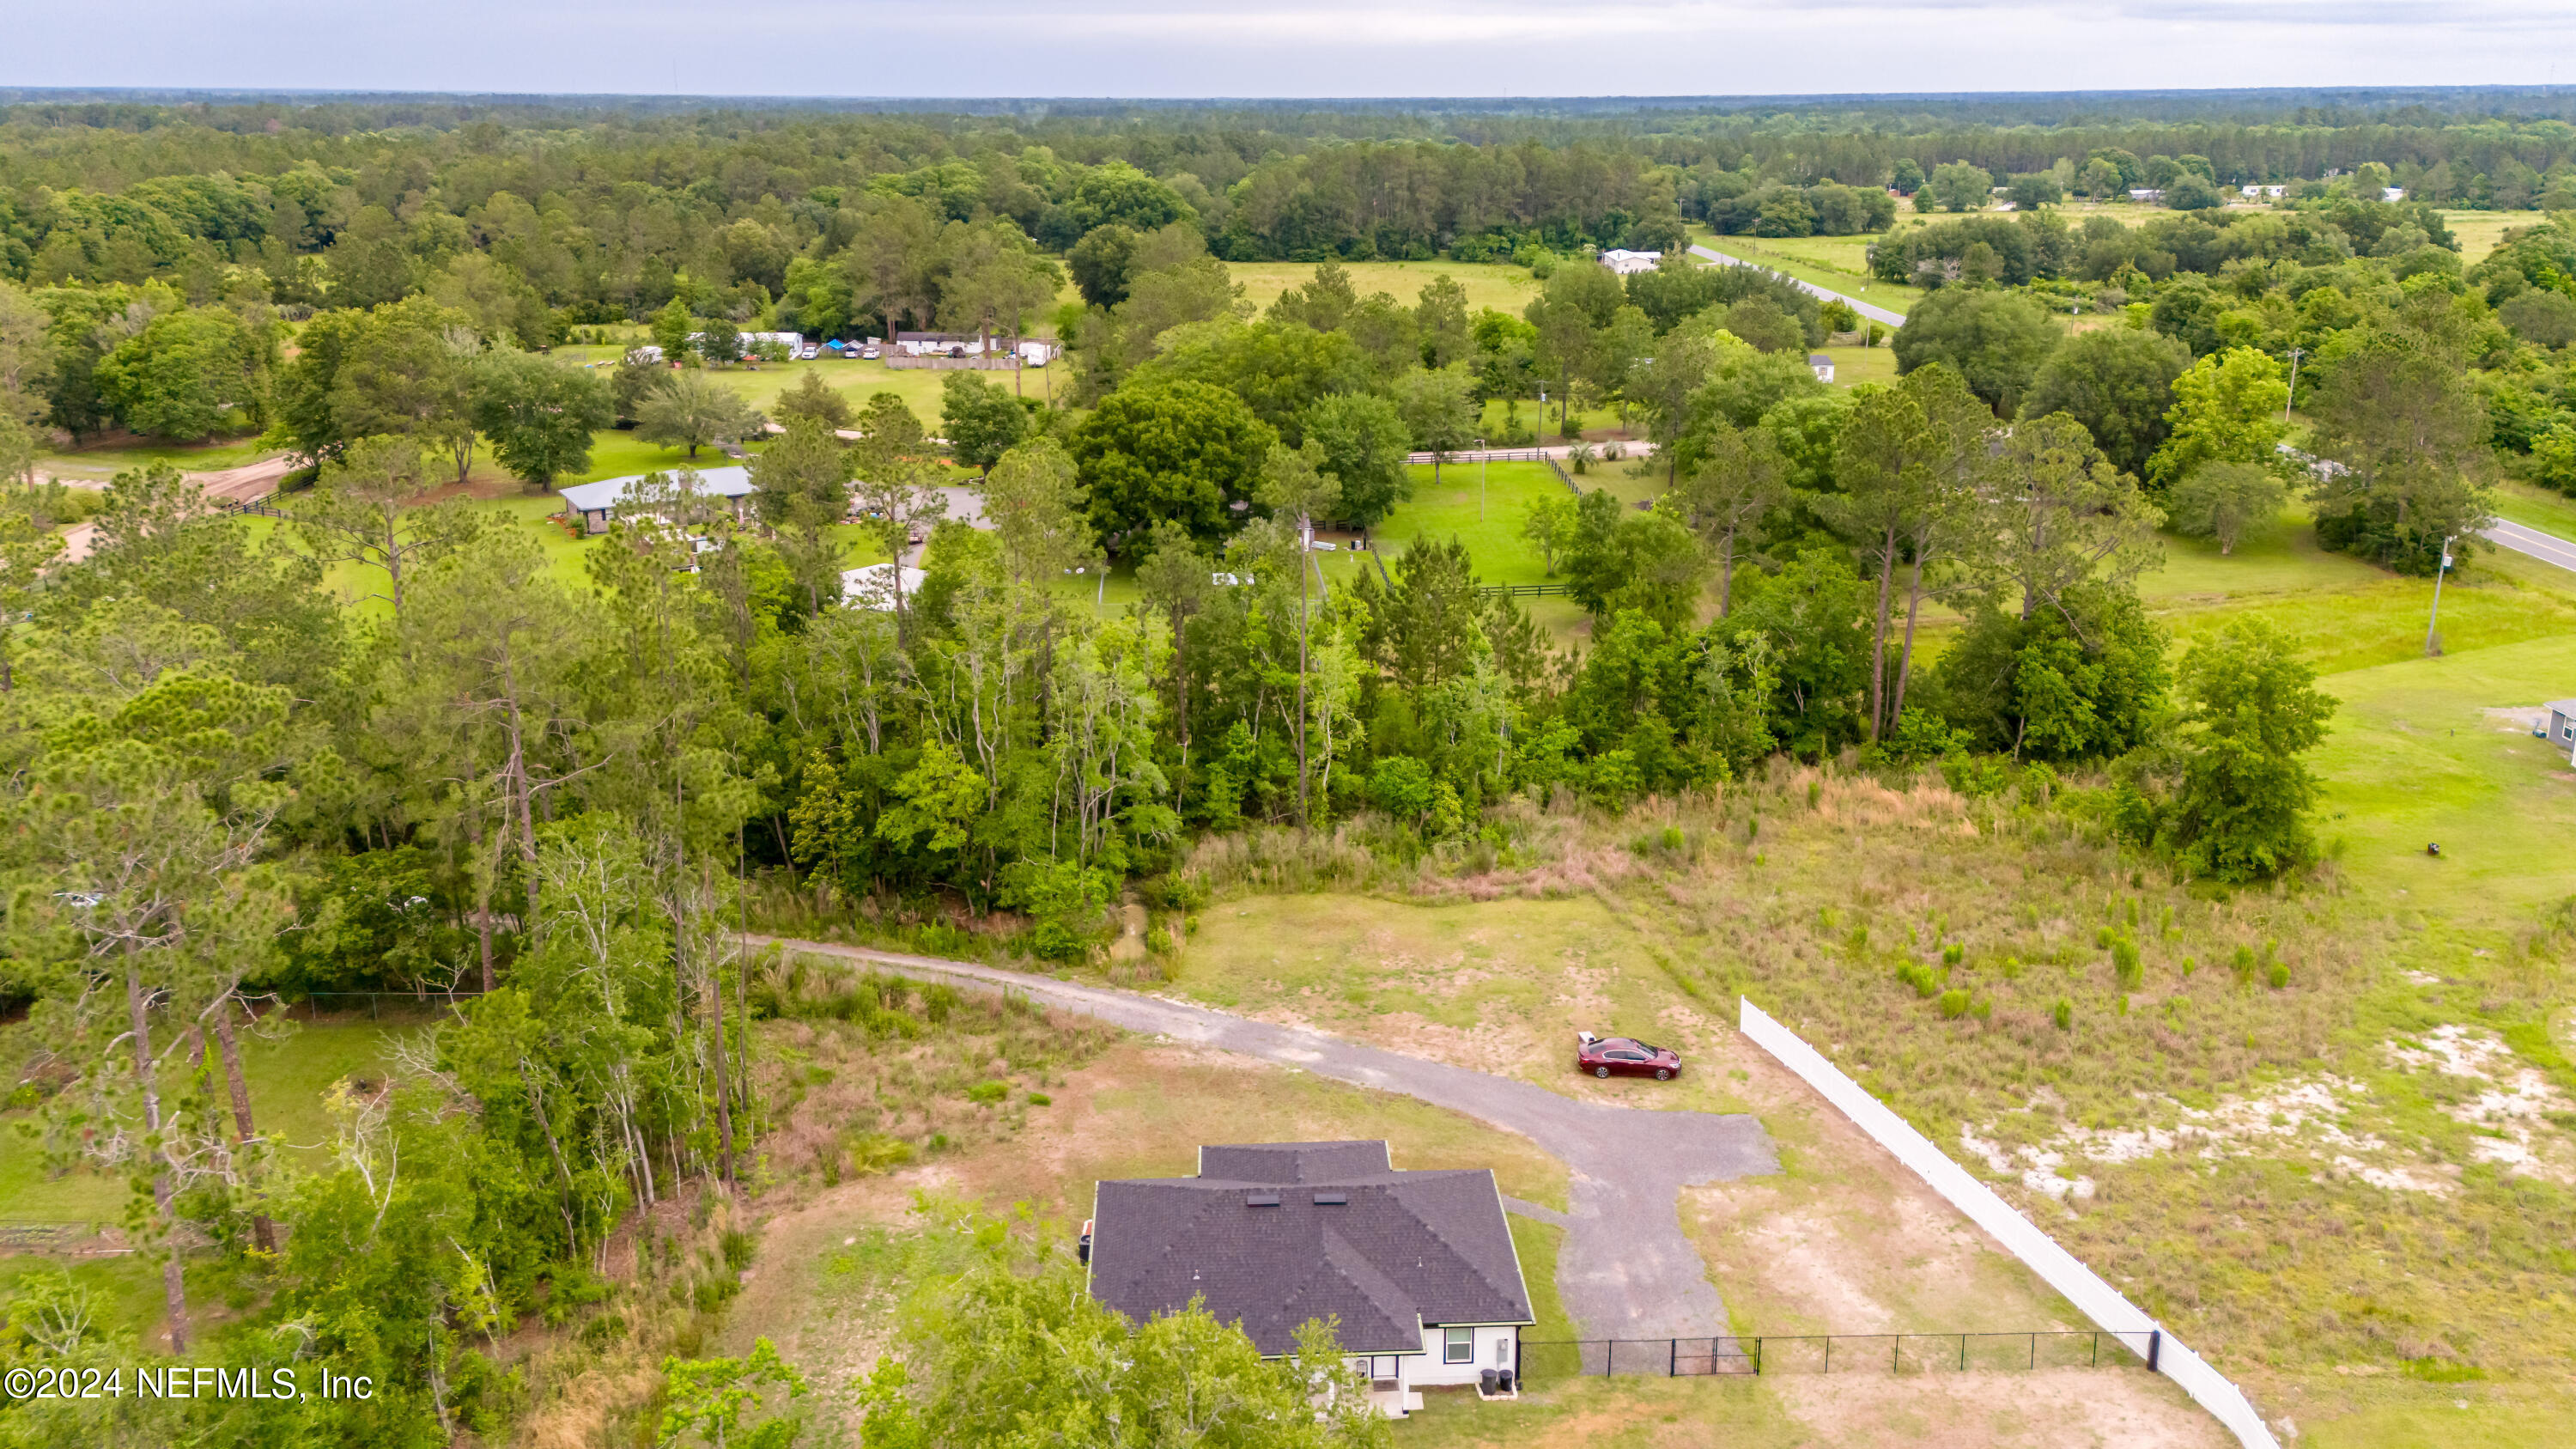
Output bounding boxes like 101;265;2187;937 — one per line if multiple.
746;935;1779;1344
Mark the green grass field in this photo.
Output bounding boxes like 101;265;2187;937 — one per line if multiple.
33;434;282;480
1374;460;1576;586
2438;209;2548;268
0;1019;411;1227
1818;343;1897;389
1687;228;1920;317
1225;259;1541;321
2308;630;2576;923
2491;479;2576;538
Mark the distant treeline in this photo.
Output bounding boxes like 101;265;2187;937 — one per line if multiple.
2;94;2573;318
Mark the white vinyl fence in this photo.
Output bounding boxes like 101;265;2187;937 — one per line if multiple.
1737;998;2281;1449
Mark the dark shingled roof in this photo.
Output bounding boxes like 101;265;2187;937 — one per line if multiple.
1087;1140;1533;1356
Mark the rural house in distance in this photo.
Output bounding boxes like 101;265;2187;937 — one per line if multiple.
1084;1141;1534;1416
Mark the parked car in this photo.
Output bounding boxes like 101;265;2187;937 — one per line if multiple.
1576;1032;1680;1081
859;345;882;360
799;344;819;360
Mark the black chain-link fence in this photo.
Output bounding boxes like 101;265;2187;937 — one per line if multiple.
1520;1330;2159;1382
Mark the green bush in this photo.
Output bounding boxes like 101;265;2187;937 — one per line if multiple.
847;1132;916;1175
966;1080;1009;1105
1896;960;1945;998
1938;988;1972;1019
2052;996;2074;1031
2265;959;2290;989
1027;1091;1053;1106
2111;939;2143;989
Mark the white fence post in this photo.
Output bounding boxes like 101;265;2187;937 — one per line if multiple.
1735;997;2282;1449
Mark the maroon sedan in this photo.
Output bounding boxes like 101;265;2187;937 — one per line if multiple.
1576;1032;1681;1081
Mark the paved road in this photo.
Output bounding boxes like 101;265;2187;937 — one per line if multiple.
2485;518;2576;575
1688;243;1907;328
745;934;1778;1344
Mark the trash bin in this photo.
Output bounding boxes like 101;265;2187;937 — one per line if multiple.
1497;1369;1515;1393
1479;1369;1498;1394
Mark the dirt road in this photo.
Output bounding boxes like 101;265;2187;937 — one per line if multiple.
744;934;1779;1344
52;454;294;564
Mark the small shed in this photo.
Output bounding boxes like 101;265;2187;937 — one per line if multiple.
1807;353;1836;383
558;466;758;535
1598;248;1662;276
2545;698;2576;761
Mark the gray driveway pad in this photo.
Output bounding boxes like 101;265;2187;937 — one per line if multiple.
745;935;1779;1342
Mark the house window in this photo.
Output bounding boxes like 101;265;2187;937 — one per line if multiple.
1444;1327;1473;1364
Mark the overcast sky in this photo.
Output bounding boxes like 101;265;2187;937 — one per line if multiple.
9;0;2573;98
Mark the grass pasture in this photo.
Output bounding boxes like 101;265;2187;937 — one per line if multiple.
1224;259;1542;321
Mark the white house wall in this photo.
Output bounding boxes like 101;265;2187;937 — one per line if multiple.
1408;1324;1519;1386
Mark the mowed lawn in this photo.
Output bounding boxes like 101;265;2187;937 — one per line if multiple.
1373;460;1578;585
2307;630;2576;927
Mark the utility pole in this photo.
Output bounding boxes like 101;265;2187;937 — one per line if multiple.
2425;533;2456;657
2282;346;2306;423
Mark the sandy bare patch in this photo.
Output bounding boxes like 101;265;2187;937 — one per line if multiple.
1768;1367;2232;1449
1685;1026;2081;1339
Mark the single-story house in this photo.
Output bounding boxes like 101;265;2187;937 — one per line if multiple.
2241;184;2287;198
1807;353;1835;383
2129;188;2166;204
557;466;759;535
1086;1140;1534;1418
840;563;928;609
2384;186;2408;203
1598;248;1662;276
891;332;1060;363
2544;699;2576;761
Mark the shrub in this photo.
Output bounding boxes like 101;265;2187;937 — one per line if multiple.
2052;996;2074;1031
966;1080;1010;1105
2265;959;2291;989
1941;752;2012;799
1030;921;1088;962
1941;943;1965;967
848;1133;915;1176
1027;1092;1053;1106
1896;960;1945;998
1938;988;1972;1019
2111;939;2143;990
